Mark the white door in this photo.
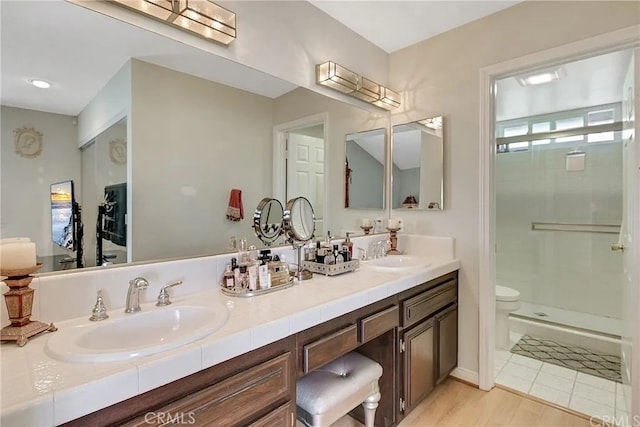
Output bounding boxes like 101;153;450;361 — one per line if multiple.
286;132;325;236
619;48;639;423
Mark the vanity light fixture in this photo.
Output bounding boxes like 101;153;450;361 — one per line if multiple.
29;79;51;89
316;61;401;110
111;0;236;45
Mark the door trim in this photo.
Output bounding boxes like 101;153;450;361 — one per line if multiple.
478;25;640;392
273;113;329;229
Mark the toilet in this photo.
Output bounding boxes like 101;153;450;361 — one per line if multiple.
495;285;521;350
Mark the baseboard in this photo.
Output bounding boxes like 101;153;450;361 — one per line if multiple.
450;367;479;386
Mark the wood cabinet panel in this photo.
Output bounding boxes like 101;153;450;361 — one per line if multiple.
247;402;294;427
402;279;456;328
303;324;358;373
437;304;458;383
403;318;435;413
123;353;291;427
359;305;399;344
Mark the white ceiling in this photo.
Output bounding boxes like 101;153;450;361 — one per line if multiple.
0;0;296;116
2;1;629;120
496;49;632;121
309;0;523;53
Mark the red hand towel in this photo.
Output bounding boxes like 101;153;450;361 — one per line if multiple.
226;189;244;222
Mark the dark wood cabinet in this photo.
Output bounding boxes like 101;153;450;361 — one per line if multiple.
401;317;435;413
436;303;458;383
397;271;458;421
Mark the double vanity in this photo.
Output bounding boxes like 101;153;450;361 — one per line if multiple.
0;235;459;426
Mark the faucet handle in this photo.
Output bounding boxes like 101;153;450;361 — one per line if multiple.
89;290;109;321
156;280;183;307
356;247;368;261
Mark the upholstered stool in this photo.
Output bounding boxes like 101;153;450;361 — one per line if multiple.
296;352;383;427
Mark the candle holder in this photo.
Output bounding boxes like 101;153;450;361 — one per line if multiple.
1;263;56;347
386;227;402;255
360;225;373;235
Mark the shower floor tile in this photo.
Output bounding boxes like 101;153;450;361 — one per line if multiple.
511;335;621;383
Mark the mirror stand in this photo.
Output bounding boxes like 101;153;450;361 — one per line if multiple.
292;242;313;282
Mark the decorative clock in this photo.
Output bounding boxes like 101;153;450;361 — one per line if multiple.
14;127;43;158
109;138;127;165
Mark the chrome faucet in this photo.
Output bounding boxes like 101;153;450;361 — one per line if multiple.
125;277;149;313
156;280;183;307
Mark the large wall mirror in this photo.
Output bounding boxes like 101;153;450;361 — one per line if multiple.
345;128;386;210
391;117;444;210
0;1;390;275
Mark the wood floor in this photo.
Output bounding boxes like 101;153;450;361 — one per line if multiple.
330;378;595;427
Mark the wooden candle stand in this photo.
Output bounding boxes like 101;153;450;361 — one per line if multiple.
1;264;56;347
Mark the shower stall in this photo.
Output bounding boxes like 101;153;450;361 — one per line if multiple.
495;132;623;352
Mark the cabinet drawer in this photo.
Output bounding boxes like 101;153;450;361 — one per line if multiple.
126;352;291;427
403;280;456;328
304;324;358;373
248;402;293;427
359;305;399;343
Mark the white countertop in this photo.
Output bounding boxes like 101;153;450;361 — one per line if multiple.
1;256;459;426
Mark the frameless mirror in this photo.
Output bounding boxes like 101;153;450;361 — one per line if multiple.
1;1;390;278
283;197;316;243
345;128;386;210
252;198;284;246
391;117;444;210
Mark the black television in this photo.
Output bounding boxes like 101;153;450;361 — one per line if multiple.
50;180;76;251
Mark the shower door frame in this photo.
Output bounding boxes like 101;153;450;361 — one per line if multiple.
478;25;640;403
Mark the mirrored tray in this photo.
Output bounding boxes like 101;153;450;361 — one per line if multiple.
301;260;359;276
220;277;294;298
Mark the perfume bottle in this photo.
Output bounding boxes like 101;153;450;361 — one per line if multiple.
224;265;234;289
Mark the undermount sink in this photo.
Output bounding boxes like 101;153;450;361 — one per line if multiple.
364;255;431;272
46;303;229;363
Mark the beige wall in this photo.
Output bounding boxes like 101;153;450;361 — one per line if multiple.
389;1;640;375
130;60;275;261
1;106;80;257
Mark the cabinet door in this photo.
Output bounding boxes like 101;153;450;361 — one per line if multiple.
437;304;458;383
403;318;435;413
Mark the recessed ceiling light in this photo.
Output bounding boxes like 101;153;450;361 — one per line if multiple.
516;66;565;87
29;79;51;89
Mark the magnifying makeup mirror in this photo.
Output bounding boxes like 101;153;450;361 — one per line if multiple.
283;196;316;281
253;198;284;246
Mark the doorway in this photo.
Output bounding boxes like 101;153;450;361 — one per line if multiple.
478;27;640;424
273;113;329;237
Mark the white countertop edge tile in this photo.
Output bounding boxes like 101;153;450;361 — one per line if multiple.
1;257;459;426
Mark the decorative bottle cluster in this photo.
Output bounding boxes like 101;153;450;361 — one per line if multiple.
222;246;292;293
305;231;353;265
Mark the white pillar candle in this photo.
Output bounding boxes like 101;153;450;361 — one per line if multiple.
0;241;37;271
388;218;400;229
361;218;372;227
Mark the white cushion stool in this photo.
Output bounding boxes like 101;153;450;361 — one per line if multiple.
296;352;383;427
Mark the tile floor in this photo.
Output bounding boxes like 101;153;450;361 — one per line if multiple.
495;348;629;425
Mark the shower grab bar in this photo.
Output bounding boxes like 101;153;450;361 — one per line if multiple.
531;222;620;234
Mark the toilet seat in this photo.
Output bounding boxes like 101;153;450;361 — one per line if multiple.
496;285;520;302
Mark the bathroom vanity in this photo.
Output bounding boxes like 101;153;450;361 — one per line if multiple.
60;271;458;427
0;236;459;426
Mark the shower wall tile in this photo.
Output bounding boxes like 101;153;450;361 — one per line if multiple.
496;143;623;320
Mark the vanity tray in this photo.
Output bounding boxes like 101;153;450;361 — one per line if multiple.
220;277;294;298
301;259;359;276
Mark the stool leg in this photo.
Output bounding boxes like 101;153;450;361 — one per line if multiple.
362;391;381;427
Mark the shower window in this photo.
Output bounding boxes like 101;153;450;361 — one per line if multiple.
496;102;622;154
